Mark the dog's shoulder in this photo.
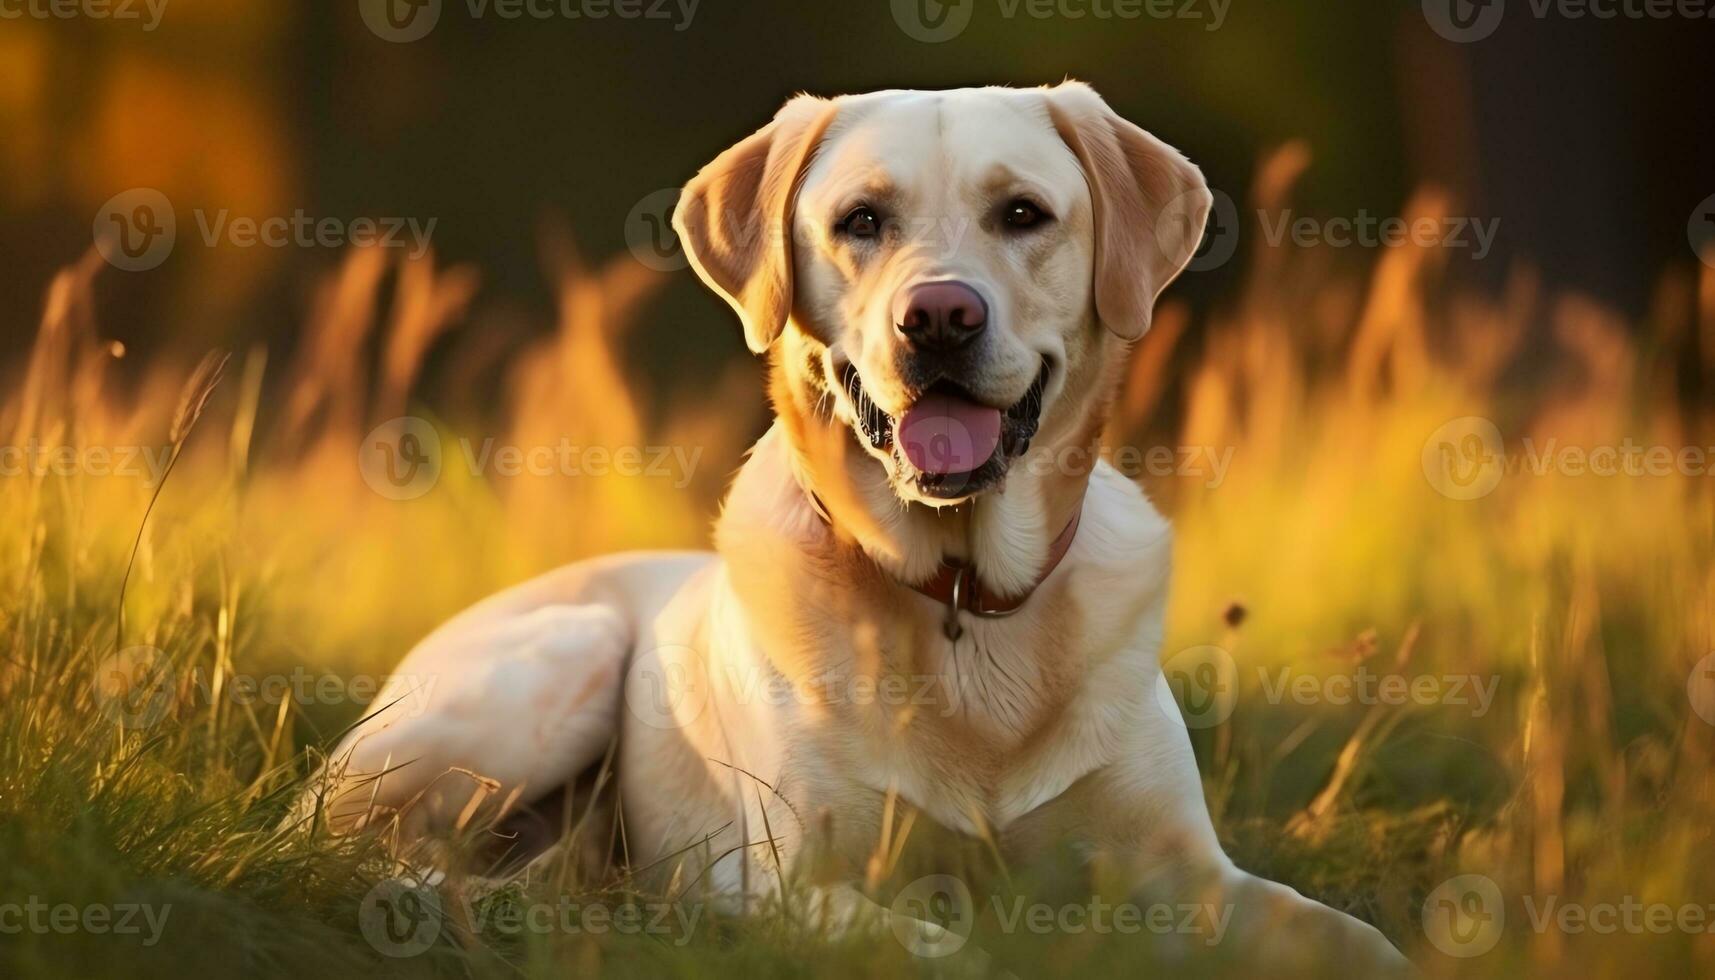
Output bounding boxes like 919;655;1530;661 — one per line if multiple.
1078;459;1174;594
713;425;847;586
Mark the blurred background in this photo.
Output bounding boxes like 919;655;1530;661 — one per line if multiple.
3;0;1712;392
3;2;1715;977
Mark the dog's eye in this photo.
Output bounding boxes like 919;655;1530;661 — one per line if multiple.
1002;199;1050;230
836;205;882;239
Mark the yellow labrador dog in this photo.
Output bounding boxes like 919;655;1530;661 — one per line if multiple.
313;82;1409;972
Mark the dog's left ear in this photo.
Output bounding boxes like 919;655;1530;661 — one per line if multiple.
673;94;839;354
1045;81;1212;341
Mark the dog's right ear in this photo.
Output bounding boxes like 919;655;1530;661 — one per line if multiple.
673;94;838;354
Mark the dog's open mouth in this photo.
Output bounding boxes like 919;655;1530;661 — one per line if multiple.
839;360;1050;499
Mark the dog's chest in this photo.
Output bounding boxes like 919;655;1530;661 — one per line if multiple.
795;619;1103;834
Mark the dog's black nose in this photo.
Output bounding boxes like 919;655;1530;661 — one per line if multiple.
893;281;987;352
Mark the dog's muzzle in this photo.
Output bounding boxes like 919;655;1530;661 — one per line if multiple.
839;358;1050;500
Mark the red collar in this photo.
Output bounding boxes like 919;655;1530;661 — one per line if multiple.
808;490;1084;640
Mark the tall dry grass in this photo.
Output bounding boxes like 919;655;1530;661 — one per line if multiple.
2;154;1713;976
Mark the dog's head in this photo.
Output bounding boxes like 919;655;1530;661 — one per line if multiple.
675;82;1210;506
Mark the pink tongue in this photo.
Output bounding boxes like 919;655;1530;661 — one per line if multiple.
897;393;1003;475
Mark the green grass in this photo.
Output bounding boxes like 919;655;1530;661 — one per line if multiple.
4;234;1714;978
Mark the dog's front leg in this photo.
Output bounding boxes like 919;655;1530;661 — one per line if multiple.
1188;864;1414;976
1054;709;1414;975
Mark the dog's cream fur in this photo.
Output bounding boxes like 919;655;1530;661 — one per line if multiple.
312;82;1409;972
